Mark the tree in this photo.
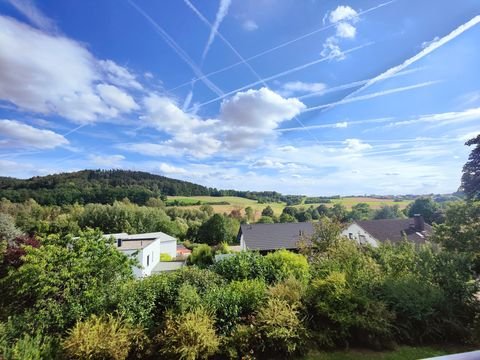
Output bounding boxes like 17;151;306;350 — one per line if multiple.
244;207;254;222
279;213;297;223
461;134;480;200
187;244;214;268
406;197;442;224
374;205;403;220
330;203;348;222
196;214;239;245
0;230;134;334
349;203;372;221
257;216;274;224
261;206;275;218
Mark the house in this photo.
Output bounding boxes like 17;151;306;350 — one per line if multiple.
176;244;192;258
341;214;432;247
105;232;177;278
238;222;314;252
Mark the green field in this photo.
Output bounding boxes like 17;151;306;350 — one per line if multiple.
303;346;473;360
167;195;412;218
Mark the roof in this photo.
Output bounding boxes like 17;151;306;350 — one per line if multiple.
239;222;314;251
176;244;191;254
353;218;432;244
117;239;155;250
104;231;176;242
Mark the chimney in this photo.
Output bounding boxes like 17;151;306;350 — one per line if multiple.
414;214;425;231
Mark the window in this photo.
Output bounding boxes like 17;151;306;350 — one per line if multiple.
147;255;150;267
349;233;353;239
358;235;366;244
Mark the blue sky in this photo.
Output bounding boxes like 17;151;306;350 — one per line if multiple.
0;0;479;195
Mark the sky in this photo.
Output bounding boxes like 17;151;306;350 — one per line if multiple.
0;0;479;196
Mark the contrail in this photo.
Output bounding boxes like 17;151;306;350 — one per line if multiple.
279;117;395;132
168;0;396;93
297;67;424;101
184;0;320;142
127;0;224;97
190;42;374;111
323;15;480;111
184;0;232;63
303;81;440;113
183;0;265;84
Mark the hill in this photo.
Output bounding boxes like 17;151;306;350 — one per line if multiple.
0;169;214;205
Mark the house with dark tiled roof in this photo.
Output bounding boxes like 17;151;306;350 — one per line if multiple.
238;222;314;252
341;214;432;247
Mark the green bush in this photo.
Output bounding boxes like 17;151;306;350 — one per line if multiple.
268;276;305;307
160;253;172;262
156;309;220;360
187;244;214;268
205;279;267;335
265;250;310;284
212;251;270;282
176;283;203;314
254;298;306;356
307;271;393;349
62;314;146;360
0;326;58;360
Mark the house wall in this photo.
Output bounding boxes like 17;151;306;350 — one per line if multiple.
158;239;177;259
239;233;247;251
120;249;144;278
342;223;379;247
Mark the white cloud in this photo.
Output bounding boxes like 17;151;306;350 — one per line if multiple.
336;22;356;39
343;138;372;152
124;88;305;158
0;119;68;149
335;122;348;128
321;5;359;61
0;16;142;124
278;145;298;152
158;163;187;175
421;36;440;49
6;0;55;32
328;5;358;24
321;36;346;61
97;84;139;113
98;60;142;90
242;19;258;31
219;87;305;150
89;154;125;167
281;81;327;96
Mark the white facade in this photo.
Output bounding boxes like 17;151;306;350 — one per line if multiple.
341;223;379;247
106;232;177;278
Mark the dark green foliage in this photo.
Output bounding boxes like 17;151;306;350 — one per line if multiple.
261;205;274;217
0;230;134;335
461;134;480;200
406;197;443;224
349;203;372;221
257;215;274;223
196;214;239;245
374;204;404;219
212;251;271;282
187;244;214;268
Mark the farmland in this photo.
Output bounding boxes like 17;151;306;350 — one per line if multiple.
167;195;412;217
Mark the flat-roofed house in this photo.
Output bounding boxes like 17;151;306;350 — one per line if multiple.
105;232;177;278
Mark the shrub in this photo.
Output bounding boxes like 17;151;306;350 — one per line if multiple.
62;314;146;360
212;251;270;282
254;298;306;356
268;276;305;307
187;244;214;268
205;279;267;335
160;253;172;262
307;271;393;349
265;250;310;284
157;309;219;360
0;332;58;360
176;283;203;314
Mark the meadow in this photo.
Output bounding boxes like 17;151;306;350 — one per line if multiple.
167;195;412;218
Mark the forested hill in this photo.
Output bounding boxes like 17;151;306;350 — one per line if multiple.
0;170;214;205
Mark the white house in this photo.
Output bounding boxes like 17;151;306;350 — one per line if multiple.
341;215;432;247
105;232;177;278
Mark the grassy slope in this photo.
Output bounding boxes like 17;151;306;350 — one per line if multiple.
168;196;412;218
303;346;472;360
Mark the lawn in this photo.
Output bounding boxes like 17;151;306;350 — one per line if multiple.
167;195;412;217
303;346;473;360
